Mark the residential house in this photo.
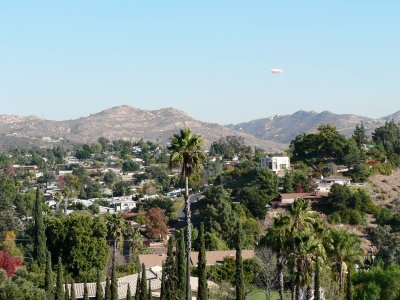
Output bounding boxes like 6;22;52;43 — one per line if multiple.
316;176;351;192
258;156;290;175
277;192;329;205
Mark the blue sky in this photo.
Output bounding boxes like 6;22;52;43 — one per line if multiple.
1;1;399;124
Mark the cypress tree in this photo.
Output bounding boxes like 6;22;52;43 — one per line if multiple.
55;257;65;300
235;222;244;300
135;273;141;300
64;279;70;300
96;268;104;300
105;276;111;300
140;263;148;300
110;255;118;300
129;249;141;274
176;230;186;298
346;268;352;300
164;237;178;300
34;188;47;265
83;279;89;300
197;223;207;300
45;251;53;293
126;283;131;300
314;257;320;300
160;262;166;300
70;280;76;300
147;281;152;300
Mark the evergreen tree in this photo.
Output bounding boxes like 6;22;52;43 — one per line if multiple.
164;238;179;299
314;257;320;300
34;188;47;265
135;273;142;300
55;257;65;300
83;279;89;300
147;281;152;300
176;230;186;298
346;268;352;300
96;268;103;300
111;256;118;300
140;263;148;300
126;283;131;300
197;223;208;300
45;251;53;293
105;276;111;300
64;279;70;300
353;122;368;148
160;262;166;300
70;280;76;300
134;251;141;273
235;222;244;300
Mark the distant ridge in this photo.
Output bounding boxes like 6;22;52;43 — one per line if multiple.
0;105;285;151
0;106;398;150
228;110;387;143
383;111;400;123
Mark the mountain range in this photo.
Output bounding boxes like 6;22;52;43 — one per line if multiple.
0;105;399;151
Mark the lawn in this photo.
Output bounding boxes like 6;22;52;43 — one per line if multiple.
248;289;291;300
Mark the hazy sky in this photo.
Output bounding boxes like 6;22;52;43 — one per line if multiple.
1;1;399;124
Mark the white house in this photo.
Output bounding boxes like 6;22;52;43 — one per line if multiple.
65;156;81;165
58;170;73;176
259;156;290;173
113;196;137;211
316;176;352;192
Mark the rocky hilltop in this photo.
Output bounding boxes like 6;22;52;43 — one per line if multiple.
1;106;398;151
383;111;400;123
0;105;285;151
228;110;386;144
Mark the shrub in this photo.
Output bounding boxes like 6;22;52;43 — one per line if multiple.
0;250;23;277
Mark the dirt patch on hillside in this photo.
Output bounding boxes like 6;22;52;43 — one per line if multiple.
367;169;400;210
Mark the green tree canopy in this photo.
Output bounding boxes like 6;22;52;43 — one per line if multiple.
201;186;237;247
290;124;358;166
45;212;108;277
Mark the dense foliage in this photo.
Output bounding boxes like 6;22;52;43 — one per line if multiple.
45;212;108;277
327;184;376;225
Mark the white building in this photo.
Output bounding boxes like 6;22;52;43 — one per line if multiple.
316;176;352;192
259;156;290;174
65;156;81;165
113;196;137;211
58;170;73;176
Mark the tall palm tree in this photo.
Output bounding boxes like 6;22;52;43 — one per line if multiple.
286;199;316;233
310;220;333;300
107;213;126;260
287;199;318;300
329;229;363;291
265;214;290;300
169;128;206;300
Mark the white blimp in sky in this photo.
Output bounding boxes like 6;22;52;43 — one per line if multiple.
271;68;284;74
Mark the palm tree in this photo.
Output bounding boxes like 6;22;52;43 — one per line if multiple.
265;214;290;300
169;128;206;300
286;199;316;233
266;199;321;300
107;213;126;254
311;220;333;300
329;229;363;291
287;199;318;300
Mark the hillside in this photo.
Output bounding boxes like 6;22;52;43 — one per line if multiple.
383;111;400;123
228;110;386;143
2;106;399;151
0;105;286;151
